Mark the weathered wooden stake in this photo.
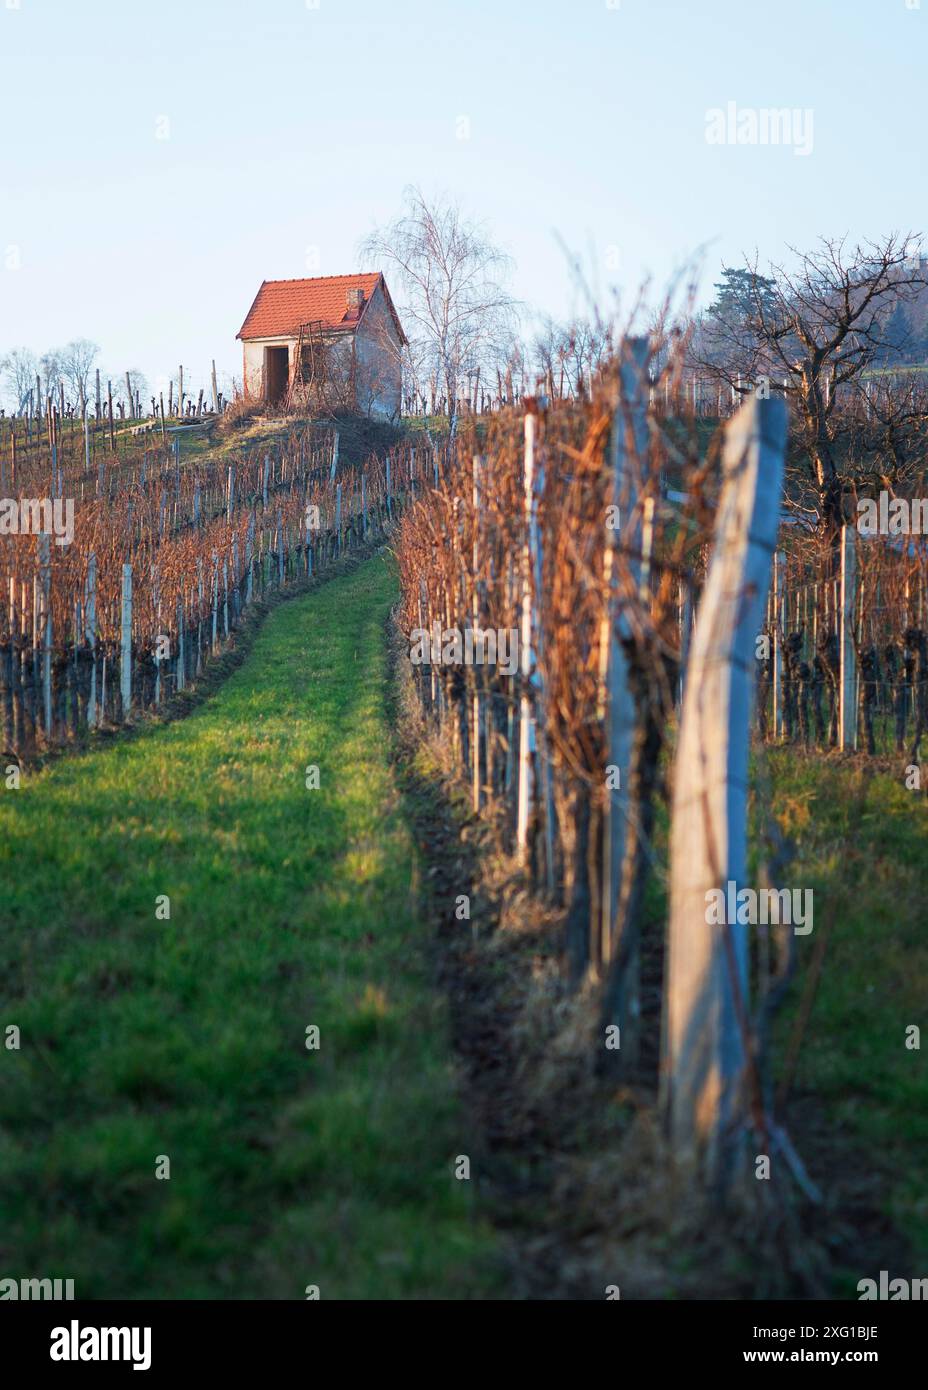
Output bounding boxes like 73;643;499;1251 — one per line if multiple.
86;554;97;728
662;394;787;1184
516;413;537;864
471;453;482;814
772;550;784;738
39;535;52;738
120;564;132;716
601;338;649;973
839;524;858;752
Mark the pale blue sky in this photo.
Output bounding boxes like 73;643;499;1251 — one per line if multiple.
1;0;924;405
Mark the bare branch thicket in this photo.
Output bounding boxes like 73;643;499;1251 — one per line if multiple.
395;319;714;987
694;233;928;531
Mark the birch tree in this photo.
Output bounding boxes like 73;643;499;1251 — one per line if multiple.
359;188;518;428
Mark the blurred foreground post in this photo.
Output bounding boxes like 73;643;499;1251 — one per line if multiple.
662;393;787;1186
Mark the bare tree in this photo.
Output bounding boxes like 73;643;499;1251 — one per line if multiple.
842;373;928;502
563;317;613;400
60;338;100;411
359;187;518;428
532;315;614;402
696;233;927;530
115;368;149;412
399;334;435;414
39;347;66;405
1;346;38;411
533;316;571;399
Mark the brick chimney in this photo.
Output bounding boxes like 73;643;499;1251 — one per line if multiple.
347;287;365;311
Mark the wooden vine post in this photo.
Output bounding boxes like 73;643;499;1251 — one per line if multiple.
600;337;649;977
516;410;538;865
839;524;858;752
662;393;787;1185
39;535;52;739
120;564;133;716
772;550;784;738
471;453;482;814
86;553;97;728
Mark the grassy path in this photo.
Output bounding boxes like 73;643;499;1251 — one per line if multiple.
0;554;495;1299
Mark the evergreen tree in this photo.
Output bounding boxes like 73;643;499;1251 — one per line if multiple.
709;267;778;323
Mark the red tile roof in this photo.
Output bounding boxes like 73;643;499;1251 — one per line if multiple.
237;272;389;340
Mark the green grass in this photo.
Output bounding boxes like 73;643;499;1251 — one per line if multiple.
0;555;496;1299
641;742;928;1284
762;752;928;1271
